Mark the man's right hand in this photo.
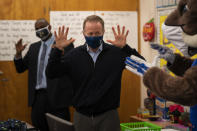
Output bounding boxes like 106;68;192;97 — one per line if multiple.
15;39;27;58
54;26;75;51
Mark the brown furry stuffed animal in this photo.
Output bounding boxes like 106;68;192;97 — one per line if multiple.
143;0;197;106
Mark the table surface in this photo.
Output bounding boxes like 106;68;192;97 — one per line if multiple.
130;115;188;129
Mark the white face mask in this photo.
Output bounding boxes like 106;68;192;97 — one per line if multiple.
162;23;189;57
36;25;50;41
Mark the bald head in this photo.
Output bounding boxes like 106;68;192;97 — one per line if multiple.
35;18;52;41
35;18;49;30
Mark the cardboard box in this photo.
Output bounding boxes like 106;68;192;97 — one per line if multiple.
155;97;174;119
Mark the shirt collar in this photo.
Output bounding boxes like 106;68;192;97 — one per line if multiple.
41;34;55;47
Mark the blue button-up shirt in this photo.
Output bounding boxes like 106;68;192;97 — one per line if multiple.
35;35;55;90
87;43;103;63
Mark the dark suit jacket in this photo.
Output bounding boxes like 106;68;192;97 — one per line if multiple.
14;40;74;110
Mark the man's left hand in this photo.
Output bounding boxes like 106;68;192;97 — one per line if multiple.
107;25;129;48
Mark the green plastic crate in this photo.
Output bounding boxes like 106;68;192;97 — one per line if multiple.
120;122;161;131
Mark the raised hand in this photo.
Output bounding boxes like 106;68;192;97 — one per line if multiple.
150;43;175;64
54;26;75;51
15;39;27;58
107;25;129;48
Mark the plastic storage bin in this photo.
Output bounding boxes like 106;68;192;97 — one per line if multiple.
120;122;161;131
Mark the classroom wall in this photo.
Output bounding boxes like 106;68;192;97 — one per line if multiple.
139;0;157;108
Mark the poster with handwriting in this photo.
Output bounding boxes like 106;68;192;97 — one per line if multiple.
50;11;138;50
0;20;39;61
156;7;176;43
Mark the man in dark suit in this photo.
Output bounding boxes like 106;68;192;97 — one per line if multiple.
14;18;73;131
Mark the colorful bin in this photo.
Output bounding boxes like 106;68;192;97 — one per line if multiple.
120;122;161;131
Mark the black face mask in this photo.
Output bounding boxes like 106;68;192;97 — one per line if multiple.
36;25;50;40
85;36;103;49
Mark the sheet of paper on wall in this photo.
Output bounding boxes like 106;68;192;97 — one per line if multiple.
96;11;138;50
50;11;94;47
156;0;177;8
156;7;176;43
0;20;39;61
50;11;138;50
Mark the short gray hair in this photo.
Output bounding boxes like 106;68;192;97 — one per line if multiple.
83;15;104;31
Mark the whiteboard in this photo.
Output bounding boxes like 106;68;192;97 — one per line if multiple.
0;20;39;61
50;11;138;50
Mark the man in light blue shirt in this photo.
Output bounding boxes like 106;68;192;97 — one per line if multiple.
14;18;74;131
35;34;54;90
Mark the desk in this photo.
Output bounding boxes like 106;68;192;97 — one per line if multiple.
130;115;188;130
130;115;173;128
